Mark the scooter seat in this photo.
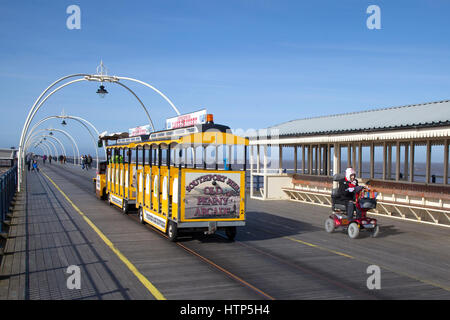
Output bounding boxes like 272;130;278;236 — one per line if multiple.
333;203;347;211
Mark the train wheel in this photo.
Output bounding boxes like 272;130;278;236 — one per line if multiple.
167;221;178;242
122;200;128;214
225;227;237;241
139;207;145;225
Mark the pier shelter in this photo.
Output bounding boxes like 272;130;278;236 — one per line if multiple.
248;100;450;227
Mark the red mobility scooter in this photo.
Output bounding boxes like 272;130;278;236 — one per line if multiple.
325;174;380;239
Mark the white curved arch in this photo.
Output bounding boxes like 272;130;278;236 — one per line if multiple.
32;141;53;158
26;128;80;166
25;115;102;162
18;72;181;190
116;76;181;115
27;134;66;158
30;137;57;158
44;129;80;166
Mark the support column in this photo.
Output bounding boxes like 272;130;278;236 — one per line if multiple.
337;143;341;174
326;144;331;176
426;140;431;184
250;146;254;197
279;145;283;174
396;141;400;181
370;143;374;179
444;139;449;185
352;143;357;171
256;145;260;174
315;145;319;175
347;144;351;168
387;143;392;180
358;143;362;177
409;141;415;183
263;145;268;200
308;145;313;175
318;145;322;175
382;142;387;180
301;145;305;174
333;143;339;188
294;145;298;173
404;143;409;181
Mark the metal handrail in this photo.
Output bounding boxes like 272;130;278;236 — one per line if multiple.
0;164;18;233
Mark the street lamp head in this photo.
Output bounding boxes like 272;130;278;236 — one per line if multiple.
96;85;108;98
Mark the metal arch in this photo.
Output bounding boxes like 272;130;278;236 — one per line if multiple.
114;81;155;132
18;72;180;190
33;128;80;166
25;113;99;171
25;130;67;155
115;76;181;116
44;128;80;166
32;142;53;158
25;114;106;159
29;137;57;158
18;74;91;158
26;134;66;158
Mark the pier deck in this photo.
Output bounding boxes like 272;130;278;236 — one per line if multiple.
1;162;449;300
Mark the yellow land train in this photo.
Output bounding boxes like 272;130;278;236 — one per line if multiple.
94;118;248;241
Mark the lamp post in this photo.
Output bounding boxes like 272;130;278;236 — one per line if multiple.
17;61;181;191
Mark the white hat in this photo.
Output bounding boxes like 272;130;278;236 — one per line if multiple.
345;167;356;181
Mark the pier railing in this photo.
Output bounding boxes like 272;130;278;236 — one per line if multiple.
280;173;450;228
0;165;17;233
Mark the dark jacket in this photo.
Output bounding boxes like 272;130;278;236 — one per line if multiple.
338;178;359;201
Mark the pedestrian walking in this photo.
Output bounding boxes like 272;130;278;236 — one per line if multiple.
32;160;39;172
87;154;92;169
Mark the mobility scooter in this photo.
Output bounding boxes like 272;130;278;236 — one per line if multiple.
325;174;380;239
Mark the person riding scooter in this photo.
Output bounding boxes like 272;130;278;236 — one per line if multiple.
338;167;363;221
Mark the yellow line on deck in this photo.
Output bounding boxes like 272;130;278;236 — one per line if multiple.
41;170;166;300
284;236;450;292
284;237;355;259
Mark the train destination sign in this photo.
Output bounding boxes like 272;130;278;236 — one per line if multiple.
184;172;241;219
166;109;207;130
129;124;151;137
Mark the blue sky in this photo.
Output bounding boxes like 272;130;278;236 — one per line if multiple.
1;0;450;155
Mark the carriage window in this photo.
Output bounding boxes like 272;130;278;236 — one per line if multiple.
123;148;129;163
128;148;134;164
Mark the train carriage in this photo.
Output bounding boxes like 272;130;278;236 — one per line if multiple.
94;114;248;241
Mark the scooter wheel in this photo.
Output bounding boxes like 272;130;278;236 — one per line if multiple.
348;222;360;239
325;218;335;233
371;225;380;238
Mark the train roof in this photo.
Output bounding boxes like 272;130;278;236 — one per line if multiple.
103;123;249;149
